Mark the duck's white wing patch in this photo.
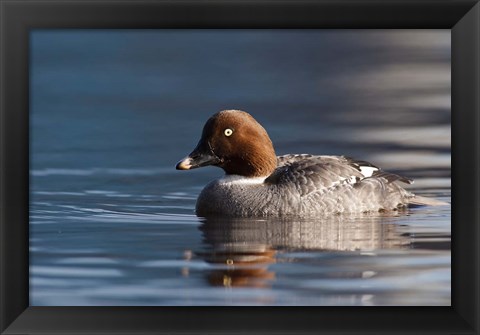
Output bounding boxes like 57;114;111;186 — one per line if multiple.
359;166;379;178
343;156;412;184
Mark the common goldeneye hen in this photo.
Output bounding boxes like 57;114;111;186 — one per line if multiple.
176;110;447;217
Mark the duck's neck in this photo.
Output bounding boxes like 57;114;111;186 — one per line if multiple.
223;146;277;178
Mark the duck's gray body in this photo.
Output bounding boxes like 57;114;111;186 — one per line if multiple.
196;154;417;217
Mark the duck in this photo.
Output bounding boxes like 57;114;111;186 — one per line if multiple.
176;110;447;217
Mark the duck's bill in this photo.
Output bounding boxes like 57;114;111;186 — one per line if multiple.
176;152;221;170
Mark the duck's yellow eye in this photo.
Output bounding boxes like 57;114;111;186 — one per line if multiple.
224;128;233;137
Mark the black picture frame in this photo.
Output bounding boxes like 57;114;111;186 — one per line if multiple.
0;0;478;334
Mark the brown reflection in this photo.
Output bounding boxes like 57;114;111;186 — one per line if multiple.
199;244;276;288
197;212;412;288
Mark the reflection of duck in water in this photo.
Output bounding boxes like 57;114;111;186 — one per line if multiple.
199;243;276;288
198;213;410;287
177;110;447;217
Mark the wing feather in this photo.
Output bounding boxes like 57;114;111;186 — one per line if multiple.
267;154;412;197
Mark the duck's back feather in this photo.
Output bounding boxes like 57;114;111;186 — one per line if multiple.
268;154;417;214
268;155;412;196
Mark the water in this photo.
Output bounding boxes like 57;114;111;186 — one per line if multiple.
30;30;451;306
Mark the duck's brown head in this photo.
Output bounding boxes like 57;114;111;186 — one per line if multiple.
176;110;277;178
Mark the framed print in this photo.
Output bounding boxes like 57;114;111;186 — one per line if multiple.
1;0;479;334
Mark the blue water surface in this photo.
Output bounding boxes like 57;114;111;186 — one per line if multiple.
30;30;451;306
